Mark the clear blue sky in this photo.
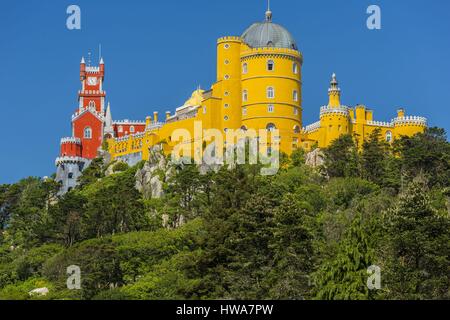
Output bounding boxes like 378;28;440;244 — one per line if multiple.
0;0;449;183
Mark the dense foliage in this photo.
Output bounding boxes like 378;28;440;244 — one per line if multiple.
0;128;449;300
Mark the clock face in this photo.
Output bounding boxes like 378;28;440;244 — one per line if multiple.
87;77;97;86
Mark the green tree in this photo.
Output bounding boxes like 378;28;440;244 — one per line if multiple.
289;148;306;168
77;158;105;189
394;127;450;188
361;128;389;185
82;168;148;238
7;178;59;247
0;184;11;233
48;191;86;246
314;214;376;300
266;193;315;299
43;238;122;300
384;178;450;299
112;162;129;173
322;134;359;178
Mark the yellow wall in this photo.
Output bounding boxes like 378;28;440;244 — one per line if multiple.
108;34;427;162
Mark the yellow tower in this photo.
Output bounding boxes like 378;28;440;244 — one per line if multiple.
239;8;303;153
318;74;352;147
217;36;243;131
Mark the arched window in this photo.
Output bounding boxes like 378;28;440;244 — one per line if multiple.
267;87;275;99
242;90;248;102
130;126;135;133
293;90;298;102
293;125;301;134
386;131;393;143
266;123;277;132
118;126;123;133
88;100;95;108
267;60;275;71
240;125;247;132
68;172;74;179
242;63;248;74
294;107;299;115
293;63;299;74
84;127;92;139
242;107;247;116
268;104;274;113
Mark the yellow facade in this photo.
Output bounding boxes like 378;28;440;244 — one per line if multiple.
108;10;427;163
302;73;427;150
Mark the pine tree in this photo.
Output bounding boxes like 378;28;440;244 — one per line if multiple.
314;214;376;300
384;178;450;299
361;128;389;185
266;193;314;299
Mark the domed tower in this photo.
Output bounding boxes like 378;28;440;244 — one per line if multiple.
319;74;352;148
239;6;303;154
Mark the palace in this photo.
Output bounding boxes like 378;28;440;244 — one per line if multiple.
55;7;427;193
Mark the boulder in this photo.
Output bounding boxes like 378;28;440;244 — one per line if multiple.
29;287;49;297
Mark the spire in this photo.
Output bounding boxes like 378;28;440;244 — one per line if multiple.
265;0;272;22
81;57;85;64
330;73;339;90
328;73;341;107
100;57;104;64
104;102;114;137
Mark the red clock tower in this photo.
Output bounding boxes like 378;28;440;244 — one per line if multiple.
72;57;107;159
55;55;145;194
56;56;112;193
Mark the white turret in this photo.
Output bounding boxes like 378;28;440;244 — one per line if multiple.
104;102;114;138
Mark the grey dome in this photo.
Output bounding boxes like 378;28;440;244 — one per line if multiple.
241;15;298;50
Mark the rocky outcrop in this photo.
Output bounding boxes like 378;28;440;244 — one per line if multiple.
305;148;324;168
135;146;168;199
98;148;112;167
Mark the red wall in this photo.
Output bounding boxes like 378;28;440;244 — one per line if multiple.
113;124;146;138
73;112;103;159
60;142;82;157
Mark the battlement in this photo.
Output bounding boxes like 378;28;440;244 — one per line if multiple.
366;120;394;128
320;105;350;117
393;116;427;127
303;121;321;133
86;66;100;73
115;131;146;143
78;90;106;96
60;137;82;145
241;46;302;61
55;156;89;166
147;122;164;131
217;36;242;43
114;120;146;125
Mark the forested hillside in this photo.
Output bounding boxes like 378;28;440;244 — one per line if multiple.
0;128;449;300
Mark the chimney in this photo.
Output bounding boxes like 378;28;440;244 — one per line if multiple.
153;112;158;123
397;108;405;118
145;116;152;127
